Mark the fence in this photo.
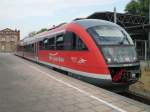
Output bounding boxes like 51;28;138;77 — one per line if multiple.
134;40;150;60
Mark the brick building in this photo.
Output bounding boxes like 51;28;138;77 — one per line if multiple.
0;28;20;52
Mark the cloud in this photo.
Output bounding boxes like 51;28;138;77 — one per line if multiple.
0;0;56;18
0;0;115;18
58;0;114;7
0;0;127;38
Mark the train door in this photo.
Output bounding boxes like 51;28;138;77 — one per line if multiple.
34;41;39;61
62;31;97;74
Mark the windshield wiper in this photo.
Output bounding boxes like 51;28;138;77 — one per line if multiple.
119;36;127;45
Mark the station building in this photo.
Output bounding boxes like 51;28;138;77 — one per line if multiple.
0;28;20;52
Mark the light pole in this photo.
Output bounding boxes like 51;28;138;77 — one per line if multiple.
148;1;150;49
147;1;150;60
114;7;117;24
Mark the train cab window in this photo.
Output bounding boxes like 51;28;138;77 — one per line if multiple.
87;25;132;45
64;31;88;50
76;37;87;50
56;34;64;50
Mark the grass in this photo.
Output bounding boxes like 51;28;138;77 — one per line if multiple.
129;65;150;99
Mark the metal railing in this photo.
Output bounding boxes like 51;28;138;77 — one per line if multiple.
134;40;150;60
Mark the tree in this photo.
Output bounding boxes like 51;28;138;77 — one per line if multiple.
36;28;48;34
125;0;149;19
28;31;37;37
28;28;48;37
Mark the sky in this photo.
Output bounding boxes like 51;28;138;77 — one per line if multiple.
0;0;131;39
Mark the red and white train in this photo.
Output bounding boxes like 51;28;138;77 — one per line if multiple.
16;19;141;90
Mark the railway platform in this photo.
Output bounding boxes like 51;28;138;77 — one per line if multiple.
0;53;149;112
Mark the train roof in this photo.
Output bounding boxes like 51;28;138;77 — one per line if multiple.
20;19;119;45
73;19;119;29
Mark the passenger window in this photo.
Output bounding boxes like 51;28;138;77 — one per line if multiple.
64;32;88;50
31;44;34;52
39;41;43;50
24;44;34;52
48;37;55;50
39;37;55;50
56;34;64;50
43;38;49;50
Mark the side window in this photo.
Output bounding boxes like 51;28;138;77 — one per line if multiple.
75;36;87;50
39;41;43;50
56;34;64;50
64;32;88;50
24;44;34;52
63;32;75;50
48;37;55;50
39;37;55;50
31;44;34;52
43;38;49;50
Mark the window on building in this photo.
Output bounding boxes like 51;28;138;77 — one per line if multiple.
11;36;14;41
6;36;9;42
2;38;5;41
64;32;88;50
1;45;5;50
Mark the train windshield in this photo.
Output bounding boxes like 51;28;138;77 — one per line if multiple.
87;25;133;45
88;25;137;64
101;46;137;64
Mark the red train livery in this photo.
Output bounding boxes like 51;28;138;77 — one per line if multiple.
16;19;141;90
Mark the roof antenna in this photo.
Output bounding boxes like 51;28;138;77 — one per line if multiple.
114;7;117;23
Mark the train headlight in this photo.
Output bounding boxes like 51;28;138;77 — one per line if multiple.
106;57;112;63
101;46;137;64
133;56;137;61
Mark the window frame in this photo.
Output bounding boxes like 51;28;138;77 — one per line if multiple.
37;31;88;51
63;31;88;51
56;33;64;50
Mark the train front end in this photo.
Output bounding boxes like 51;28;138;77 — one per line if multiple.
87;20;141;88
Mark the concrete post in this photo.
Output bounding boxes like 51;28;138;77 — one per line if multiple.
145;40;147;60
114;7;117;24
149;1;150;23
148;1;150;49
134;40;136;47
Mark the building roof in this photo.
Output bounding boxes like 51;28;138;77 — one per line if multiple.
126;24;150;29
0;28;19;32
0;28;14;32
87;11;148;27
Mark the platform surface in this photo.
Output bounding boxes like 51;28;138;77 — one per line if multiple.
0;53;149;112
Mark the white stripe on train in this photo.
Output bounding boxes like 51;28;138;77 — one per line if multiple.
38;61;111;80
22;56;111;80
22;57;111;80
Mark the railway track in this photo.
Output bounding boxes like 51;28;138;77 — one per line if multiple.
119;91;150;105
